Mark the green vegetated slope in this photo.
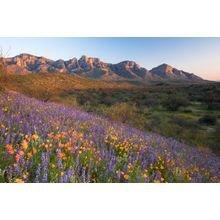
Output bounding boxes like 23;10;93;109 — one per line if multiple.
1;72;134;101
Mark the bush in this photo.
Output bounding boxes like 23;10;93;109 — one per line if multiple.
171;116;198;128
108;102;146;130
203;91;220;110
210;125;220;156
199;114;217;125
163;95;189;111
101;96;116;106
109;103;138;123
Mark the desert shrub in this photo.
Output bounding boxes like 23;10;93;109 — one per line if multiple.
203;91;220;110
34;89;52;102
0;58;9;83
171;116;198;129
108;102;146;129
208;125;220;156
162;95;189;111
198;114;217;125
143;107;150;115
52;95;79;108
182;108;193;113
92;104;109;116
109;103;138;123
101;96;116;106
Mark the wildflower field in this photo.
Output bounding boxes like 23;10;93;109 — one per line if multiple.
0;92;220;183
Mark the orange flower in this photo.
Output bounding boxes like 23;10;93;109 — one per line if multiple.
59;143;64;148
15;178;24;183
60;152;66;159
21;140;28;151
5;144;15;155
55;134;60;140
8;149;15;154
32;148;37;154
124;174;129;180
32;134;38;141
27;152;32;159
15;151;24;162
15;154;21;162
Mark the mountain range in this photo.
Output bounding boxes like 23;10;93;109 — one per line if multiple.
2;53;203;81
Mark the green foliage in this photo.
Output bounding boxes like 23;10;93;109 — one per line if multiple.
202;89;220;110
199;114;217;125
171;115;198;129
162;95;189;111
212;125;220;155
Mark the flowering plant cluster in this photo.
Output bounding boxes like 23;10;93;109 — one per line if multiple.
0;92;219;183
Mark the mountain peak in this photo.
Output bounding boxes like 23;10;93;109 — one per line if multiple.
150;63;202;81
79;55;88;60
3;53;203;82
15;53;36;58
152;63;174;73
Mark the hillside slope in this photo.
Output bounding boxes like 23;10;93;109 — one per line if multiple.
1;72;135;102
0;91;219;183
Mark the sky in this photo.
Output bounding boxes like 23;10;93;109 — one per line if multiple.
0;37;220;80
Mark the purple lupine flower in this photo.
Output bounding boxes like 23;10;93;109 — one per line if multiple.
5;135;10;145
59;176;64;183
117;170;121;181
18;155;25;166
67;168;73;177
57;148;63;169
41;153;48;183
81;167;86;183
63;174;68;183
75;156;79;167
42;173;48;183
14;164;20;176
34;164;41;183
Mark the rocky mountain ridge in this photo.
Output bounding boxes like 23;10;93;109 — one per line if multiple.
2;53;203;81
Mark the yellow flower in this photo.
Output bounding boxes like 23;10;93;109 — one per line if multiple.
143;174;148;178
160;165;164;170
15;178;24;183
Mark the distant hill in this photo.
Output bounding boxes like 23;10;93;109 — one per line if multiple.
1;72;135;102
3;53;203;82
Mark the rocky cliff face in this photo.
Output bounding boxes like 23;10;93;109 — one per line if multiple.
3;53;203;81
150;64;202;81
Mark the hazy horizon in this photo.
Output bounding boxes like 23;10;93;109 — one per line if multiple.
1;37;220;80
